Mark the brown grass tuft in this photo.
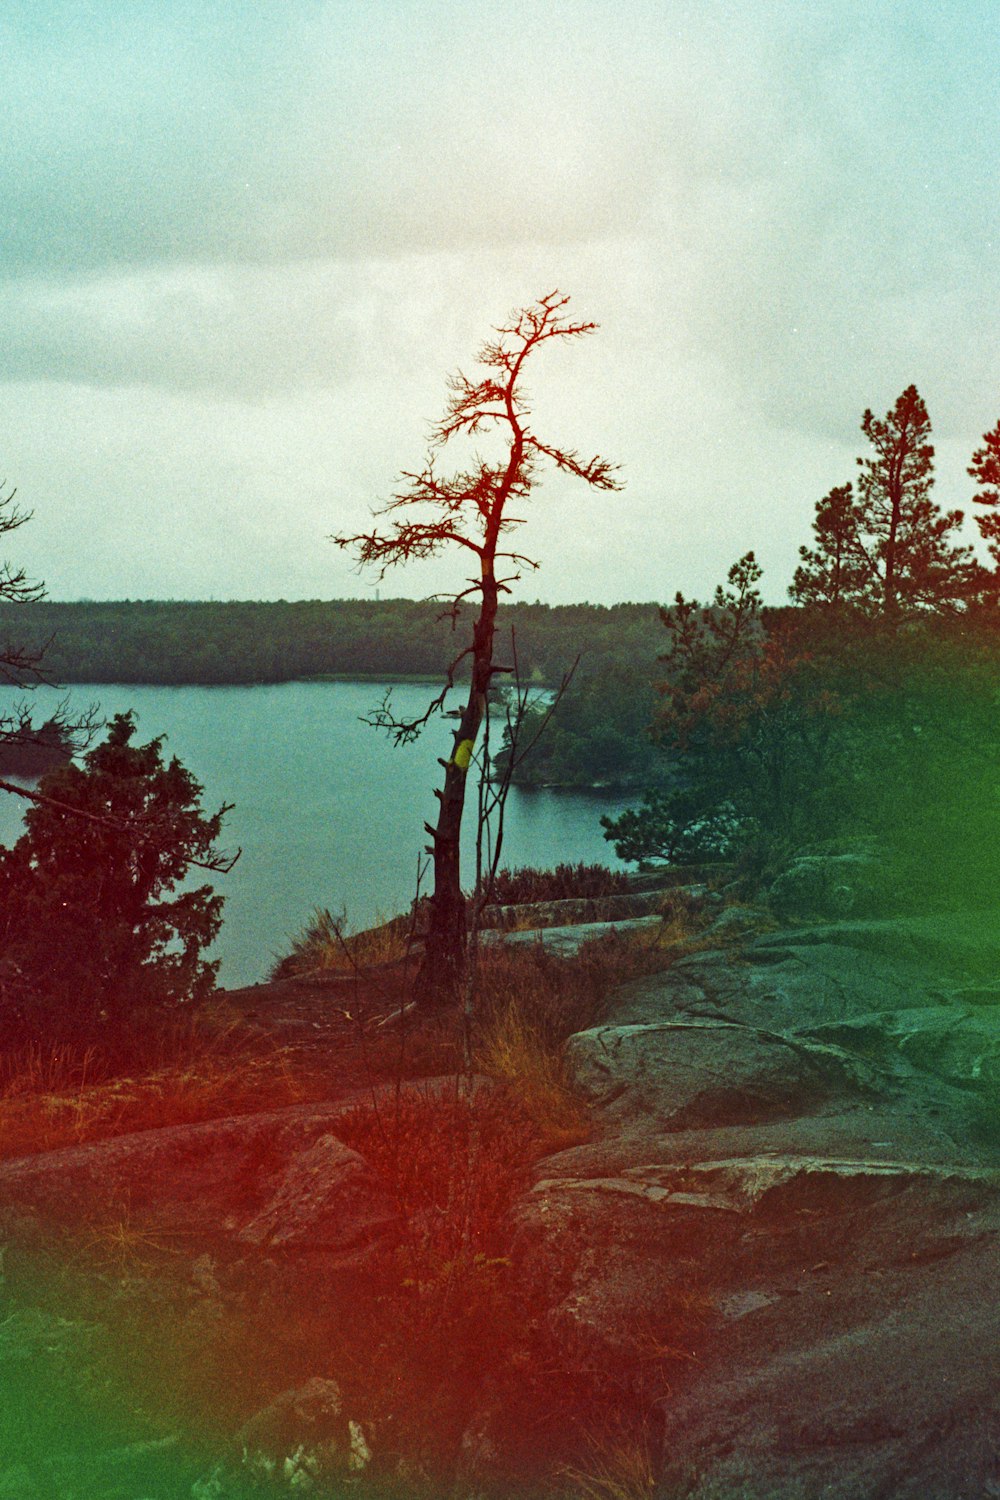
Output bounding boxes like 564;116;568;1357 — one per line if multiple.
558;1420;659;1500
473;999;591;1148
269;905;416;980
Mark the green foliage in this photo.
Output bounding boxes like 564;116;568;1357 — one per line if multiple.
606;575;1000;901
601;786;738;865
0;713;227;1043
494;657;662;789
969;416;1000;583
605;392;1000;886
604;554;848;869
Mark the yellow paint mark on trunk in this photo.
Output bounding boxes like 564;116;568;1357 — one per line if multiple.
453;738;475;771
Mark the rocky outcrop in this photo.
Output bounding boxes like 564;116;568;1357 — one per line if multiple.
0;1101;400;1256
768;845;890;920
485;912;664;955
238;1134;397;1255
565;1018;877;1128
491;914;1000;1499
4;914;1000;1497
480;887;673;931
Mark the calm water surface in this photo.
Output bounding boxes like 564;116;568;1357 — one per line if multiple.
0;682;630;987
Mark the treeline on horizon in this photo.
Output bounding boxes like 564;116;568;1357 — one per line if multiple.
0;597;665;688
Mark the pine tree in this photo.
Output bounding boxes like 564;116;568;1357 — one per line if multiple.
335;293;620;1001
792;387;974;618
968;417;1000;592
855;385;973;615
790;484;868;609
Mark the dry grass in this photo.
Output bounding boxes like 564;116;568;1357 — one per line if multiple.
473;1000;591;1147
558;1422;658;1500
466;903;709;1144
80;1201;198;1275
0;1018;323;1161
309;1082;546;1474
0;1038;110;1097
269;905;416;979
0;891;708;1165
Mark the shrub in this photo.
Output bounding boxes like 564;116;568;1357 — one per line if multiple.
480;861;632;907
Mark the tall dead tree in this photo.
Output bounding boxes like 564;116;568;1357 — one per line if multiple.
335;292;621;1000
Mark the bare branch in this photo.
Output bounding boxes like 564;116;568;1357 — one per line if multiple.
362;640;475;746
524;433;624;490
330;291;621;1000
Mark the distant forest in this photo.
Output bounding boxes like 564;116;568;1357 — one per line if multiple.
0;598;664;689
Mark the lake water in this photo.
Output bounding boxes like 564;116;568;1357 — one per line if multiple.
0;682;631;988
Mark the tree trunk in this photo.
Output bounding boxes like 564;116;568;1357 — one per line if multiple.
415;571;500;1004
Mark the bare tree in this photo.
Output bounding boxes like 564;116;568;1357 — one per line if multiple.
335;292;621;1001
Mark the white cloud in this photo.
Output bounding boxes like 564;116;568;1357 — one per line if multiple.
1;0;998;604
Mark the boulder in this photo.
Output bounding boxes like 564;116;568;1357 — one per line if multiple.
768;849;889;920
238;1134;397;1254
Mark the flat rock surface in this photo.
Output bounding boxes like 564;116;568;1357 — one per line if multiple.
565;1019;873;1127
0;1076;480;1245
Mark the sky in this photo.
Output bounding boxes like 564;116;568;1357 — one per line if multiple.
2;0;998;606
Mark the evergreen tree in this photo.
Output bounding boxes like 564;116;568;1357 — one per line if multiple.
792;387;974;618
969;417;1000;588
0;713;229;1043
603;554;846;867
790;484;869;609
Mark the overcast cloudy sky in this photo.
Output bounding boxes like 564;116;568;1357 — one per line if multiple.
2;0;998;605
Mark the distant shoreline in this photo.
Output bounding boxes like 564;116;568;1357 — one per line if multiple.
0;597;665;689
